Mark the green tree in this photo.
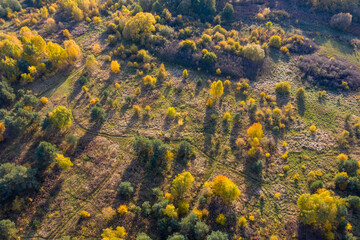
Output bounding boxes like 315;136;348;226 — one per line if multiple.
206;231;228;240
136;232;152;240
222;3;234;21
36;141;58;166
0;219;17;240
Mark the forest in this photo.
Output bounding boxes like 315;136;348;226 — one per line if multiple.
0;0;360;239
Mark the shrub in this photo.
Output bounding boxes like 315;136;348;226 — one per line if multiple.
48;106;72;130
101;226;127;239
177;200;189;215
206;231;228;240
167;107;176;117
210;80;224;99
216;213;226;225
56;154;73;170
330;13;352;30
252;160;264;174
202;51;217;66
298;55;360;90
194;221;209;239
347;196;360;209
167;233;186;240
182;69;189;79
36;141;58;166
209;175;240;203
179;39;197;52
0;163;37;202
335;172;349;190
142;201;152;216
296;87;306;101
309;125;317;132
123;12;156;43
0;81;15;107
91;105;106;122
285;35;318;54
269;35;282;48
80;211;91;218
171;171;194;198
137;232;152;240
117;205;128;215
275;81;291;95
222;3;234;21
0;219;17;240
66;134;78;146
238;216;247;228
310;180;324;193
111;60;120;73
143;75;157;86
176;141;193;164
242;43;265;62
118;181;134;197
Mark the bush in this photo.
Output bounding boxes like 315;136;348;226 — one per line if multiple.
118;181;134;197
207;231;228;240
142;201;152;216
167;233;186;240
167;107;176;117
242;43;265;62
36;141;58;166
347;196;360;209
310;180;324;193
90;105;106;122
330;13;352;30
176;141;193;164
0;163;37;202
66;134;78;146
252;160;264;174
285;35;318;54
298;55;360;90
0;219;17;240
222;3;234;21
296;87;306;101
269;35;282;48
275;81;291;95
56;154;73;170
137;232;152;240
179;39;197;52
0;81;15;107
48;106;72;130
194;221;209;239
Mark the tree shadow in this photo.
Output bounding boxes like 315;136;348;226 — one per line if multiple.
297;98;305;116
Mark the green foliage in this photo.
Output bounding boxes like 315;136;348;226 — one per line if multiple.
269;35;282;48
176;141;193;164
222;3;234;21
206;231;228;240
202;51;217;66
0;219;17;240
142;201;152;216
36;141;58;166
338;158;359;177
137;232;152;240
0;81;15;107
91;105;106;122
347;196;360;209
167;233;186;240
179;39;197;52
65;134;78;146
0;163;37;202
309;180;324;193
118;181;134;197
252;160;264;174
0;0;21;18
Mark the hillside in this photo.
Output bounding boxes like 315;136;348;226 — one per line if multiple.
1;0;360;239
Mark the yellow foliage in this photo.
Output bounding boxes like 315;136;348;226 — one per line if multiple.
337;153;348;161
238;216;248;228
171;171;194;198
182;69;188;79
56;153;73;170
111;60;120;73
247;122;263;139
274;192;281;199
101;226;127;240
80;211;91;218
209;80;224;99
167;107;176;117
163;204;178;219
216;213;226;225
117;205;128;215
143;75;157;86
309;125;317;132
223;112;231;120
209;175;240;203
40;97;48;104
123;12;156;43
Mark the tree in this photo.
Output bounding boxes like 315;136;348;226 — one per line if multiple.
123;12;156;43
179;39;197;52
167;233;186;240
36;141;58;166
202;52;217;66
91;105;106;122
0;163;37;202
111;60;120;73
0;81;15;107
46;42;67;69
118;181;134;197
64;40;82;63
176;141;193;164
56;154;73;170
0;219;17;240
48;106;72;129
182;69;188;79
247;122;263;139
171;171;194;199
101;226;127;240
86;54;98;72
163;204;178;219
209;80;224;99
242;43;265;62
206;231;228;240
330;13;352;30
297;189;346;238
222;3;234;21
209;175;240;203
194;221;209;239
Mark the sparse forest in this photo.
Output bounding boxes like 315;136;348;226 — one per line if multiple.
0;0;360;239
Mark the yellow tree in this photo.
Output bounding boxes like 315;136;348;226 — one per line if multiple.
49;106;72;129
101;226;127;240
123;12;156;43
111;60;120;73
171;171;194;199
247;122;263;139
56;153;73;170
64;40;82;63
209;80;224;99
46;42;67;69
209;175;240;204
